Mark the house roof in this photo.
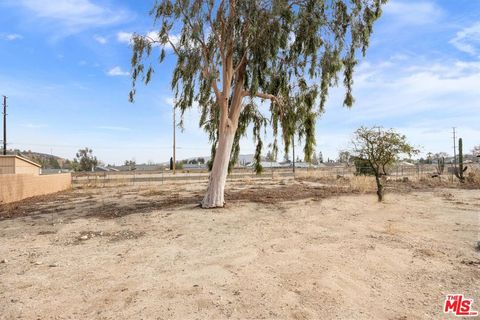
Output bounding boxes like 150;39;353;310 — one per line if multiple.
0;155;42;168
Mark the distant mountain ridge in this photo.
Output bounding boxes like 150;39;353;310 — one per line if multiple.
6;149;65;168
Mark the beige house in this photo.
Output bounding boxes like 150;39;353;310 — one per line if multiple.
0;155;41;175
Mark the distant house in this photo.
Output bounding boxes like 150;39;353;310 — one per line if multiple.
247;161;286;168
0;155;41;175
183;163;207;170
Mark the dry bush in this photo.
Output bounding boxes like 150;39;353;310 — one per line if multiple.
466;168;480;187
296;170;333;181
297;171;376;193
347;176;376;193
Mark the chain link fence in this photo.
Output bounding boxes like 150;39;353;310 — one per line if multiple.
70;163;475;188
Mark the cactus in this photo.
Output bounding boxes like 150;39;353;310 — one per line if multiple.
436;156;445;175
455;138;468;182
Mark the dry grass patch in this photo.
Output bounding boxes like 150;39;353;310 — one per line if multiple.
466;168;480;187
139;188;167;197
296;172;376;193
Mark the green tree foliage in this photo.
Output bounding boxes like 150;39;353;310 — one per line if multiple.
47;156;61;169
352;126;418;201
129;0;387;207
125;159;137;171
75;148;98;172
353;156;375;175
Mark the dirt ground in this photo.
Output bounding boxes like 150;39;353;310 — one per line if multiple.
0;178;479;319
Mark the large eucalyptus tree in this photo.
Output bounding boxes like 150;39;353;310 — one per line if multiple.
129;0;387;208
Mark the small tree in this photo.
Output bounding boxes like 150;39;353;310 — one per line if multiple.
75;148;98;172
125;159;136;171
337;150;351;164
352;126;418;202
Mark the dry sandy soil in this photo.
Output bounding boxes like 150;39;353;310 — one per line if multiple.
0;178;479;319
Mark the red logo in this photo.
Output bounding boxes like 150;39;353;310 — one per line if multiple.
444;294;478;317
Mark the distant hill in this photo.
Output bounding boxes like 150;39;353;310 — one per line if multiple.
6;149;66;169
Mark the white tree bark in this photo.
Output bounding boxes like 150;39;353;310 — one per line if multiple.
201;130;236;208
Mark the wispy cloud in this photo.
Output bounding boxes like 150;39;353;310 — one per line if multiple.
10;0;131;34
97;126;131;132
383;0;444;26
106;66;129;77
450;22;480;56
117;31;133;44
93;35;107;44
1;33;23;41
341;58;480;122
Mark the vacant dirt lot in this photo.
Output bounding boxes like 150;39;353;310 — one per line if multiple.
0;178;479;319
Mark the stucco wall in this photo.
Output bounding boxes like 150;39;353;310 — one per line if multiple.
0;157;15;174
14;157;41;175
0;156;41;175
0;173;71;204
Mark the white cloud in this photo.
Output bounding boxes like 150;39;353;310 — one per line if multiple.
11;0;131;33
450;22;480;55
117;31;133;44
302;54;480;160
345;59;480;121
93;35;107;44
1;33;23;41
383;0;444;26
106;66;129;77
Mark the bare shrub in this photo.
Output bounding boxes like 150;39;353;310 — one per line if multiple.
348;176;376;193
466;169;480;187
296;171;376;193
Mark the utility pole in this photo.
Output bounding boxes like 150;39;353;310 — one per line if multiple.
2;96;6;155
173;105;176;174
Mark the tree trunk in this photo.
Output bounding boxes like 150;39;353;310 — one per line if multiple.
201;128;236;208
375;174;384;202
201;58;245;208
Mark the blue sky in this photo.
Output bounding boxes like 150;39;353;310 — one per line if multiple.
0;0;479;164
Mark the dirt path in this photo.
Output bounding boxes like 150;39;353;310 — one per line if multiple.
0;183;479;319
